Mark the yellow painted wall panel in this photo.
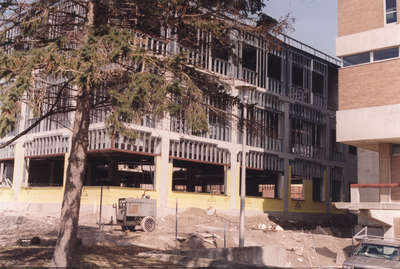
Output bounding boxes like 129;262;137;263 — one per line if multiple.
245;196;284;212
17;186;160;205
288;180;325;213
9;162;344;215
80;186;160;205
0;188;13;202
287;176;344;214
167;192;231;210
19;187;64;203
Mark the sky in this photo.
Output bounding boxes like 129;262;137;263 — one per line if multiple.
264;0;338;57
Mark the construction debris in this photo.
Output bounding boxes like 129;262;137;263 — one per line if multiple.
0;208;353;268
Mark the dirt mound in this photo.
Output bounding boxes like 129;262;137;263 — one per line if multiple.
180;207;207;218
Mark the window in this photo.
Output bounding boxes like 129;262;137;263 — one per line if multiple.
355;243;399;260
212;38;229;61
349;146;357;155
267;53;281;80
291;179;304;200
0;160;14;188
392;144;400;154
312;71;324;94
172;160;225;194
28;158;64;187
312;177;322;202
84;156;155;188
386;0;397;24
245;169;281;199
373;47;399;61
242;44;257;70
343;52;370;67
343;48;400;67
331;180;342;202
292;64;303;87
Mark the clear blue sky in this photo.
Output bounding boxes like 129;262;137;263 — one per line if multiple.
264;0;337;57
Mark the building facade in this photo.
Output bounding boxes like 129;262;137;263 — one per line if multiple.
336;0;400;237
0;4;356;221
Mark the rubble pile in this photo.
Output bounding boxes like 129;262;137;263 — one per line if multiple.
0;208;353;267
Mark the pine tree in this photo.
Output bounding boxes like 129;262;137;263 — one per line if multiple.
0;0;289;266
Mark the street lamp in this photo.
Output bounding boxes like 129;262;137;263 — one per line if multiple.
239;86;252;248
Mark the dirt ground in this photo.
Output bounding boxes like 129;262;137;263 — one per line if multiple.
0;208;353;268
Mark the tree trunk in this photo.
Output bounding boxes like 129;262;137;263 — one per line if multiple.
51;86;91;267
51;0;108;267
52;0;107;266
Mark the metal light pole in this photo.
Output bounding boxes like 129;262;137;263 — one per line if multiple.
239;91;248;248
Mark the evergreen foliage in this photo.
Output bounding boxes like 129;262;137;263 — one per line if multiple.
0;0;290;266
0;0;287;141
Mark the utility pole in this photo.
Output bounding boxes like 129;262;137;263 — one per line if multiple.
239;90;249;248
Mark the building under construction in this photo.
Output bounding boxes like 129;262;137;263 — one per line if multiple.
0;1;357;220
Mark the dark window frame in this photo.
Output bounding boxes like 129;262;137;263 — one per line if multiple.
343;52;370;67
291;63;304;87
349;146;357;155
312;177;322;202
373;47;399;61
386;0;397;24
242;43;257;71
267;53;282;81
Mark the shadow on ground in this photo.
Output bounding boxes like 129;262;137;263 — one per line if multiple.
0;247;53;265
0;245;174;268
0;244;282;268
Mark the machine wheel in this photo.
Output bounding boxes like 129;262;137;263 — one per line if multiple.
141;216;156;232
128;226;135;232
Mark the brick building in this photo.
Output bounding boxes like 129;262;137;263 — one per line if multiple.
336;0;400;237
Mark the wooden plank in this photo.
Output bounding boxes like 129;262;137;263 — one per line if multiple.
350;183;400;188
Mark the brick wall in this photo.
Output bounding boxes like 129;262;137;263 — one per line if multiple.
290;184;304;200
339;58;400;110
338;0;384;37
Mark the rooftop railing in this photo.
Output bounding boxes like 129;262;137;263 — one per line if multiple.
277;33;342;66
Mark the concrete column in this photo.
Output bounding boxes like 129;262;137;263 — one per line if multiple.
350;187;360;203
278;173;284;199
157;132;170;214
324;167;331;212
229;81;240;211
12;142;26;201
11;96;29;201
229;150;240;210
0;162;4;183
379;143;391;202
283;159;290;212
283;102;290;212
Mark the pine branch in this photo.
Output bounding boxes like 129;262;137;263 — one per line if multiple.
0;77;74;149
